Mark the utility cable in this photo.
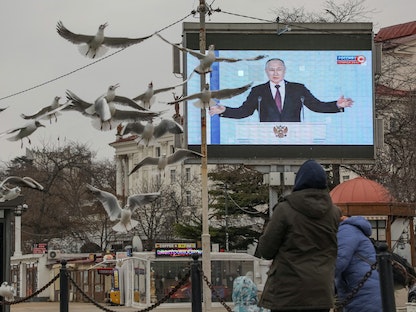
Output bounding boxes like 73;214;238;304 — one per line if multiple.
0;12;194;103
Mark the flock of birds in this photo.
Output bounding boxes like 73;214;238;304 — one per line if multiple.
0;21;268;301
0;22;267;238
0;21;266;145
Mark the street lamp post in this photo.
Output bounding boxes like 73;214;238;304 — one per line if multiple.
13;203;28;257
224;184;229;252
198;0;212;310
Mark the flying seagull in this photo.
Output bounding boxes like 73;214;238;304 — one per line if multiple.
20;96;72;123
86;184;160;233
57;21;151;59
129;148;204;176
157;33;267;74
0;282;14;302
133;82;178;110
0;176;44;202
0;120;45;148
0;103;71;147
168;82;252;108
119;119;183;146
0;107;8;113
66;85;160;131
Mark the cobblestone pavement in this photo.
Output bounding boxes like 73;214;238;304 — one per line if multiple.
8;289;409;312
9;302;229;312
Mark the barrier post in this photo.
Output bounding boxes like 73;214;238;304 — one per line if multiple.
376;242;396;312
191;253;202;312
60;260;68;312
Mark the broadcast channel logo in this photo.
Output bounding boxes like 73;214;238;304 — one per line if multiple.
337;55;366;64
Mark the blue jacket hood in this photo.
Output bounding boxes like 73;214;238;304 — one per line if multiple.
293;160;327;192
340;216;372;236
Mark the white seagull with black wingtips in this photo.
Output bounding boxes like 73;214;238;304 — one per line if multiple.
0;176;44;202
168;82;252;109
157;33;267;75
119;119;183;146
86;184;160;233
129;148;204;176
66;84;160;131
20;96;72;123
57;21;151;59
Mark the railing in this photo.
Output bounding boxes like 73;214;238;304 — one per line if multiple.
0;249;399;312
0;253;232;312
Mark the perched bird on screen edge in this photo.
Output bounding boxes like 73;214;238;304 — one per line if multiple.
86;184;160;233
57;21;151;59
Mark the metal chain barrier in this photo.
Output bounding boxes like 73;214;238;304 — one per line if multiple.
1;272;60;306
66;268;191;312
202;271;233;312
392;258;416;287
333;261;377;312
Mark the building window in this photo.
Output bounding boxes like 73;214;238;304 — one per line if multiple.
342;175;350;181
155;147;161;157
170;145;175;154
186;168;191;181
369;220;386;241
186;191;191;206
170;169;176;183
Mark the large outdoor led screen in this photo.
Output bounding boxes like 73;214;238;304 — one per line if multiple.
183;23;375;161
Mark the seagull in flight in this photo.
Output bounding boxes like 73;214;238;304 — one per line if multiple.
0;121;45;148
0;104;69;147
66;84;160;131
57;21;151;59
20;96;72;123
86;184;160;233
0;107;8;113
0;176;44;202
133;82;178;110
0;282;14;302
168;82;252;109
119;119;183;146
157;33;267;74
129;148;204;176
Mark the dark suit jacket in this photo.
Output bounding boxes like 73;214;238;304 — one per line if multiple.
221;81;343;122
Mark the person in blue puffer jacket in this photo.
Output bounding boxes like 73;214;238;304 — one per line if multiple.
335;216;382;311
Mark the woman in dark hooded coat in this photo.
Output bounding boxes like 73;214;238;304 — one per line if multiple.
257;159;341;312
335;216;382;312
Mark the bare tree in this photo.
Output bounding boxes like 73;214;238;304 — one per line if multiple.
4;141;117;253
128;170;202;250
349;47;416;202
271;0;376;23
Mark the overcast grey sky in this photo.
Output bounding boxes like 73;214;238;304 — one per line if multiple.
1;0;415;163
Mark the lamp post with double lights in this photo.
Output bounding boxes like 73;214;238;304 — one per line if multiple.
13;203;28;257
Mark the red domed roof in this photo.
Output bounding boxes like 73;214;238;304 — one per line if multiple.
330;177;393;204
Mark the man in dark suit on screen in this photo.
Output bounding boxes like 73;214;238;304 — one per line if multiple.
209;58;353;122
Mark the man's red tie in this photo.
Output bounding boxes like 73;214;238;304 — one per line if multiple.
275;85;282;113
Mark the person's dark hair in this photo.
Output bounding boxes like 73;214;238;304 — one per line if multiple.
265;58;285;69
